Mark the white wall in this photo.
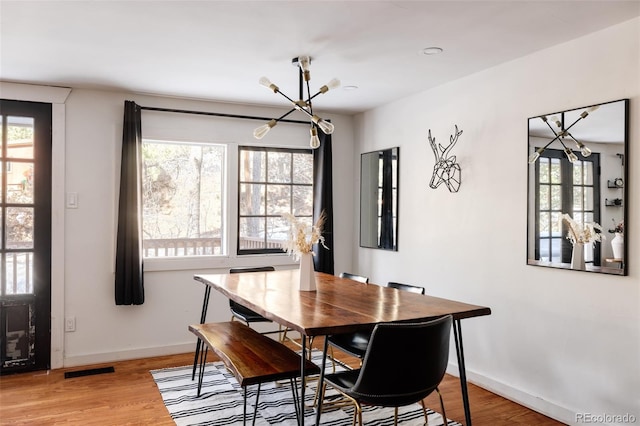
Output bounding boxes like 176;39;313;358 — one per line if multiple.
354;18;639;425
59;90;356;365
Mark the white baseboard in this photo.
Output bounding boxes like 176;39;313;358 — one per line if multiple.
63;343;195;368
446;362;578;425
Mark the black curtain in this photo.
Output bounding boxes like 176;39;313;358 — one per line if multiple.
312;127;335;274
115;101;144;305
379;149;394;249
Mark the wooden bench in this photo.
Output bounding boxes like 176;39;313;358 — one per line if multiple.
189;321;320;425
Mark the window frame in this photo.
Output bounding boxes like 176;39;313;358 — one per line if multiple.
237;145;313;256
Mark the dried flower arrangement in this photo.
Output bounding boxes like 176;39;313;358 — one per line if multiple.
608;219;624;235
281;211;329;260
561;213;604;246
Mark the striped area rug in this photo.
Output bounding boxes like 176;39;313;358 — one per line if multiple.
151;350;460;425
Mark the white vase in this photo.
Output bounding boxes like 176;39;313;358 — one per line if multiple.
611;233;624;260
298;252;317;291
570;243;585;270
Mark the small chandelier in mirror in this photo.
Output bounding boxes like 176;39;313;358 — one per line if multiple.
528;105;598;164
253;56;340;149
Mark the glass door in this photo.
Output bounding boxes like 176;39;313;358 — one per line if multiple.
0;100;52;374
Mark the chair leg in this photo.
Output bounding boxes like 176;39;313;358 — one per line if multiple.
290;378;300;424
394;406;398;426
420;399;429;424
436;387;448;425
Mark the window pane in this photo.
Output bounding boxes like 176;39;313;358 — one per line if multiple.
239;217;264;250
539;212;550;237
292;153;313;184
550;159;561;183
7;116;34;160
573;161;584;185
6;163;34;204
573;187;583;210
266;185;291;215
583;162;593;185
266;216;288;246
539;185;549;210
267;152;291;183
240;149;265;182
293;186;312;216
6;207;33;249
539;158;549;183
239;184;265;215
551;212;562;236
4;253;33;294
142;141;225;257
551;185;562;210
584;187;593;210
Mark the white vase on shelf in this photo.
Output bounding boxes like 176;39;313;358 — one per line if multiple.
570;243;585;270
611;233;624;260
298;252;317;291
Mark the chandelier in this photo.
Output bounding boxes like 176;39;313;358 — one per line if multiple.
528;105;598;164
253;56;340;149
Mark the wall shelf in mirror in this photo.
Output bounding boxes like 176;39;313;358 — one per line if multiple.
527;99;628;276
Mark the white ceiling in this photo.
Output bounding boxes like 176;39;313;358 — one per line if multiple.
1;1;639;114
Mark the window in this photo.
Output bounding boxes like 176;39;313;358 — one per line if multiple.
142;140;225;258
238;146;313;255
534;148;600;264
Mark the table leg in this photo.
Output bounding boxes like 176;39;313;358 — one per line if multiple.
192;286;211;380
453;319;472;426
299;335;307;426
315;337;329;426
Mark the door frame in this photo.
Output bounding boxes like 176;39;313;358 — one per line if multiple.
1;82;70;369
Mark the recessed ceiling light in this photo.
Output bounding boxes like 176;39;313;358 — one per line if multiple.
343;85;359;90
422;47;443;55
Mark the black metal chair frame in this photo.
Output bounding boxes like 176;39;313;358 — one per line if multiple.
317;315;453;426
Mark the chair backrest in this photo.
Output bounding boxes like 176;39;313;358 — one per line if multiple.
387;281;425;295
350;315;452;406
339;272;369;284
229;266;276;274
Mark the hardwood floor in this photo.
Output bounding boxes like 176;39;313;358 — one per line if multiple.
0;343;565;425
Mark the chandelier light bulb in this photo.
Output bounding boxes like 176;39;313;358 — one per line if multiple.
298;56;311;81
564;147;578;163
312;115;334;134
258;76;279;93
310;127;321;149
549;115;562;128
253;119;277;139
528;147;545;164
320;78;341;94
580;145;592;157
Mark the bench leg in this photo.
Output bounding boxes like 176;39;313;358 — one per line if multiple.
192;286;212;380
250;383;262;426
290;377;300;424
197;346;208;397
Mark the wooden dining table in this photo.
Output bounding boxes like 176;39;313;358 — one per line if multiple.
194;269;491;426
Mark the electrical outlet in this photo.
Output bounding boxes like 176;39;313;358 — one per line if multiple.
65;317;76;332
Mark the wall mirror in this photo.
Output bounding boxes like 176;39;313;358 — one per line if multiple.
360;147;398;250
527;99;628;275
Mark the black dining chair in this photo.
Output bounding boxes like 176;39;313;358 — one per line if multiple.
387;281;426;294
191;266;277;381
318;315;453;426
228;266;276;326
328;277;426;360
339;271;369;284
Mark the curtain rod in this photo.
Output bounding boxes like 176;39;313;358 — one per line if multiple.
139;105;309;125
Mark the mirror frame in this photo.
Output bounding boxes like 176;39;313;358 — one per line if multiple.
360;147;399;251
527;99;629;275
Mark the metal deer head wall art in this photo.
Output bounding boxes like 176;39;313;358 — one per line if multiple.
427;125;463;193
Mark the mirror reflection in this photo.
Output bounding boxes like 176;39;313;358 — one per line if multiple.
527;99;628;275
360;147;398;250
